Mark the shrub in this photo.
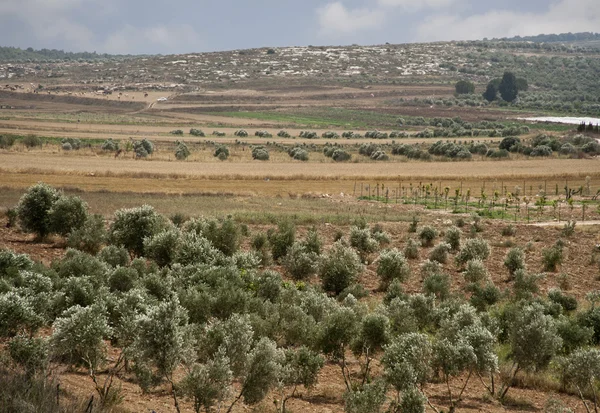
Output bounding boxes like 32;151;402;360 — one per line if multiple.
17;182;61;239
143;228;181;267
51;304;110;369
462;259;488;283
504;247;525;277
303;227;322;255
542;244;563;272
418;226;438;247
0;134;16;148
109;205;166;256
0;292;43;337
288;147;309;161
48;195;88;236
214;145;229;160
429;242;451;264
180;356;232;413
455;80;475;94
97;245;130;267
548;289;578;312
202;217;241;256
251;232;272;266
377;248;410;288
67;214;107;254
420;259;442;279
283;242;320;280
320;241;364;295
8;335;49;376
190;128;206;137
530;145;553;157
404;238;419;259
408;216;419;233
22;134;42;148
252;146;269;160
133;139;154;158
268;220;295;262
501;224;516;236
332;149;351;162
561;220;576;237
101;138;119;151
468;282;501;311
456;238;490;266
174;141;190;160
349;226;379;258
444;226;462;251
344;380;387;413
423;272;451;300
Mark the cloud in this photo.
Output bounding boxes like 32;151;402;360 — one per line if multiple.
377;0;459;11
317;2;385;36
415;0;600;42
102;24;203;54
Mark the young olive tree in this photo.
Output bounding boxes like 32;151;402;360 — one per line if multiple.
499;303;562;399
319;241;364;295
376;248;410;289
131;296;193;413
381;333;432;413
561;348;600;412
276;346;324;413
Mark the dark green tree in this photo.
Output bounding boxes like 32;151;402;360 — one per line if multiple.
499;72;519;102
483;78;501;102
455;80;475;94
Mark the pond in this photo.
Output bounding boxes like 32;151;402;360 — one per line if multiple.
518;116;600;125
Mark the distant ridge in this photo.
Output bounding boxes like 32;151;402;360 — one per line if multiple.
0;46;135;62
492;32;600;43
1;32;599;63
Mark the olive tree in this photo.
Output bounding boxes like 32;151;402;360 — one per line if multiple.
376;248;410;289
16;182;60;239
499;303;562;399
48;195;88;237
561;348;600;412
110;205;166;256
381;333;431;413
131;296;193;413
319;241;364;295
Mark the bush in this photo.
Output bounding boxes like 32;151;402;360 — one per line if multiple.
456;238;490;266
320;241;364;295
109;205;165;256
542;244;563;272
530;145;553;157
429;242;451;264
17;182;61;239
462;259;489;283
67;214;107;254
283;242;320;280
423;272;451;300
97;245;130;267
214;145;229;160
174;141;190;160
268;220;295;262
501;224;516;236
51;304;110;368
48;195;88;236
143;228;181;267
252;146;269;160
332;149;351;162
455;80;475;94
133;139;154;158
22;134;42;148
418;226;438;247
190;128;206;137
404;238;419;259
0;134;15;148
377;248;410;288
8;335;49;376
349;226;379;257
504;247;525;277
548;289;578;312
444;226;462;251
101;138;119;151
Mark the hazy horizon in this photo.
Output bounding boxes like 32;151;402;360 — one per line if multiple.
0;0;598;55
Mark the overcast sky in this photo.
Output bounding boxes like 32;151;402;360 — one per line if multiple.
0;0;598;54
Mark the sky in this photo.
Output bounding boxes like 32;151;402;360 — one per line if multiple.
0;0;598;55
